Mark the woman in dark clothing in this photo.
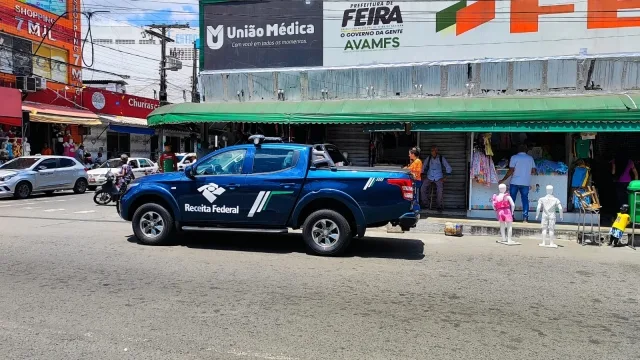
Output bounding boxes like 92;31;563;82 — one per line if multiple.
611;152;639;208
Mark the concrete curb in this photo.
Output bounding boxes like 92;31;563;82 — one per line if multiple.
386;221;587;241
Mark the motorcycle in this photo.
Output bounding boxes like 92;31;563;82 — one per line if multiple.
93;171;130;205
93;171;116;205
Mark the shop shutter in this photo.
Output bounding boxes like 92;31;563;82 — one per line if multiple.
420;132;469;210
326;125;370;166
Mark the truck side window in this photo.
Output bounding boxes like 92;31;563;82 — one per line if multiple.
252;148;299;174
195;149;246;176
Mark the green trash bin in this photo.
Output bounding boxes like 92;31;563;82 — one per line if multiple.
627;180;640;224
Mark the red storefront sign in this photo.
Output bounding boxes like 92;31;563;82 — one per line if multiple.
81;88;160;118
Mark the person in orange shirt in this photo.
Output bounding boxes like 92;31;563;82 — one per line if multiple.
41;143;53;155
404;147;423;210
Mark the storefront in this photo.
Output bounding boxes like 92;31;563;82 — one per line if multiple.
0;87;24;161
22;102;101;156
81;88;159;160
147;93;640;223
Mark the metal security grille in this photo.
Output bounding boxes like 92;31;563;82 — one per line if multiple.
325;125;370;167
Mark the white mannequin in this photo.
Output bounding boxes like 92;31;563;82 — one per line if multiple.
492;183;520;245
536;185;563;248
23;137;31;156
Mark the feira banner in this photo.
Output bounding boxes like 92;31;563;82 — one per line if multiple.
202;0;640;71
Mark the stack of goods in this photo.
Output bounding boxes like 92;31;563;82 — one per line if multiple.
535;160;569;175
444;222;463;237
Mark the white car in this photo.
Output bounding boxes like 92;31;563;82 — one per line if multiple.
176;153;197;171
87;157;158;188
0;156;89;199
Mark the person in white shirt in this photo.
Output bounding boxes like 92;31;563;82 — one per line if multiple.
500;144;537;222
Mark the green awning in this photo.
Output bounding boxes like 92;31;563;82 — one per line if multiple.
147;93;640;129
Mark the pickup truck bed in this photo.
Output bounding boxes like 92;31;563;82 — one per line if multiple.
118;142;419;256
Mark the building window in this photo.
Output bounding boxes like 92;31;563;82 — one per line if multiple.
32;44;68;83
139;39;156;45
115;39;135;45
107;131;131;159
94;39;113;44
0;33;33;76
169;48;196;61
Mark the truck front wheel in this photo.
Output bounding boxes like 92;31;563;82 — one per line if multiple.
132;203;175;246
302;210;352;256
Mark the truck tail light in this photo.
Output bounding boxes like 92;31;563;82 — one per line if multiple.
387;178;414;201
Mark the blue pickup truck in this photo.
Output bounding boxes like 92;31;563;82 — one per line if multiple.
117;136;418;255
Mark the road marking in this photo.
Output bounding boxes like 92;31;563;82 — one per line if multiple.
73;210;96;214
43;208;65;212
0;204;12;208
21;202;36;205
24;207;41;210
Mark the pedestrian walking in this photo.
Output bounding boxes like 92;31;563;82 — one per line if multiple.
420;145;452;211
158;142;178;173
500;144;537;222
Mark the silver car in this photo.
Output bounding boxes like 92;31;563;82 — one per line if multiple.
0;156;89;199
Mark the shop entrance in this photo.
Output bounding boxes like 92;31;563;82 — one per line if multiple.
419;132;469;211
28;122;49;155
107;131;131;159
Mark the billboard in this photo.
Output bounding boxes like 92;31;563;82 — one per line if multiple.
203;0;323;70
0;0;82;88
202;0;640;71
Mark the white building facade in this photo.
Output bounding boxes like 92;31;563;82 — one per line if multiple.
83;25;200;104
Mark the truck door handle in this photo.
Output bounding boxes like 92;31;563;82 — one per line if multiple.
227;184;240;189
280;183;295;188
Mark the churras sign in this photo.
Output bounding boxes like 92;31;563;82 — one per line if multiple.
203;0;323;71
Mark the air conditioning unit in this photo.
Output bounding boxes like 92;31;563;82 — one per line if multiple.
35;77;47;90
16;76;37;92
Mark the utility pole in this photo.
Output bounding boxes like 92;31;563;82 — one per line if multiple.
145;24;189;106
191;40;200;103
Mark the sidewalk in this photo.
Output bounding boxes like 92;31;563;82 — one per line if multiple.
409;216;583;240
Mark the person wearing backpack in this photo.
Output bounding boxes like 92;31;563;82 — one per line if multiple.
420;145;452;211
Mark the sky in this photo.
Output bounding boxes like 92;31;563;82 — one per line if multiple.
82;0;199;29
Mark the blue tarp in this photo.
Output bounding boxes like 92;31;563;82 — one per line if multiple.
109;124;155;136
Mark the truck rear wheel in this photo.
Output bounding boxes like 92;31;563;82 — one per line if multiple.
132;203;174;246
302;209;351;256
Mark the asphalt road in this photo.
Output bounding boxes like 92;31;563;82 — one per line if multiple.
0;192;639;360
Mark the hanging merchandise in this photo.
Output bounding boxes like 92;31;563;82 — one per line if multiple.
573;136;593;159
471;150;498;186
483;133;494;156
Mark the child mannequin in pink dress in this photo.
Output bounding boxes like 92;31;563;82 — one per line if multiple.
492;183;519;245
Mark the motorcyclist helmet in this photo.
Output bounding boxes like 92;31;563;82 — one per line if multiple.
120;154;129;163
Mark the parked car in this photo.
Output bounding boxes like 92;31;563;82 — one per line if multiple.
176;153;197;171
0;156;89;199
87;157;158;189
117;135;418;256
